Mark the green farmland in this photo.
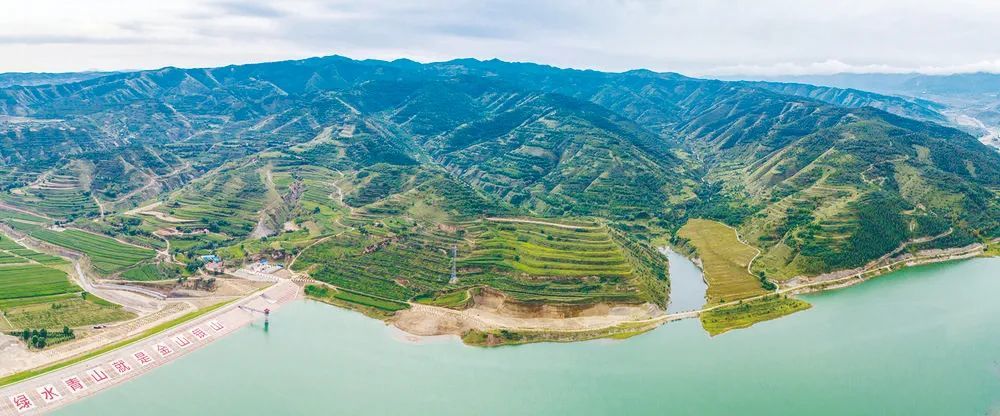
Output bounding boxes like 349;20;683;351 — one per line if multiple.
121;263;181;281
4;220;155;275
465;222;632;278
294;216;668;309
0;264;77;300
1;293;133;330
0;208;51;224
0;233;134;331
677;219;767;304
700;295;812;336
150;162;269;237
0;172;98;219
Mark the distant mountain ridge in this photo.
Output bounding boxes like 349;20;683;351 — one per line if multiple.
0;71;112;88
726;72;1000;149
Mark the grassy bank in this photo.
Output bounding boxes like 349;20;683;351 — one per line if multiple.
700;295;811;336
304;284;409;320
461;320;659;347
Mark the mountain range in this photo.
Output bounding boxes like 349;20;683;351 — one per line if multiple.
0;55;997;302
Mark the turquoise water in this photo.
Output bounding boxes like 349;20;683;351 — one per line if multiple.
58;258;1000;415
663;247;707;313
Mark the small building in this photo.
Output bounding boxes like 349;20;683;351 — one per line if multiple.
205;261;224;273
201;254;221;263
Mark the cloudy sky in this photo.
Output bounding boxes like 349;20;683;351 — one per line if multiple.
3;0;999;76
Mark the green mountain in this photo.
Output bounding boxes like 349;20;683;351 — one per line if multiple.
732;72;1000;149
738;81;949;124
1;56;997;313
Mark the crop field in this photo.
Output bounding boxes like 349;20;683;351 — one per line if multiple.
120;263;180;281
6;249;69;266
295;224;462;302
294;215;667;308
0;233;135;329
0;236;69;267
700;295;811;336
0;208;51;224
0;235;67;269
678;219;767;304
152;162;268;237
0;264;77;300
0;172;98;219
459;220;667;305
304;284;409;319
1;294;134;330
465;222;632;277
4;220;154;275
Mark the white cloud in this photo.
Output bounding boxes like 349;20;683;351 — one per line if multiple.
2;0;999;76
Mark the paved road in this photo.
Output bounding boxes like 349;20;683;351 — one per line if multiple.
0;279;301;415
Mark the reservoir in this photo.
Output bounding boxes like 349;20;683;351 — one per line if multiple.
56;258;1000;415
661;247;707;313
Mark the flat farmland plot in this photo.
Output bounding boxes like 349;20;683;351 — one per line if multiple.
3;295;134;329
678;219;767;304
0;264;78;300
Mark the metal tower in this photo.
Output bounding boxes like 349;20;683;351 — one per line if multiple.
449;245;458;284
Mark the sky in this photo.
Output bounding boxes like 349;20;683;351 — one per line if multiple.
2;0;1000;76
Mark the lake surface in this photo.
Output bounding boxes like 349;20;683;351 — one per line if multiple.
661;247;707;313
57;258;1000;415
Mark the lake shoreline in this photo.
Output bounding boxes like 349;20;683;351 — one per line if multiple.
0;280;301;415
53;258;1000;415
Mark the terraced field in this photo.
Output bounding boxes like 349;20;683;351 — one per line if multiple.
294;218;466;302
120;263;181;281
4;220;154;275
0;235;68;266
462;220;667;305
0;208;51;224
151;161;269;237
294;215;668;308
464;222;631;277
677;219;767;304
0;171;98;219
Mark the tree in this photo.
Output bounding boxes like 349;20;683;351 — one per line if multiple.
21;329;30;341
35;338;46;349
39;328;47;338
186;258;205;273
63;326;71;336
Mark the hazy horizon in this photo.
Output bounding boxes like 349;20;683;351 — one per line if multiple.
4;53;1000;81
3;0;1000;76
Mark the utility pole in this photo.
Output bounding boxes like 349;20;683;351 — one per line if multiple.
449;245;458;284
